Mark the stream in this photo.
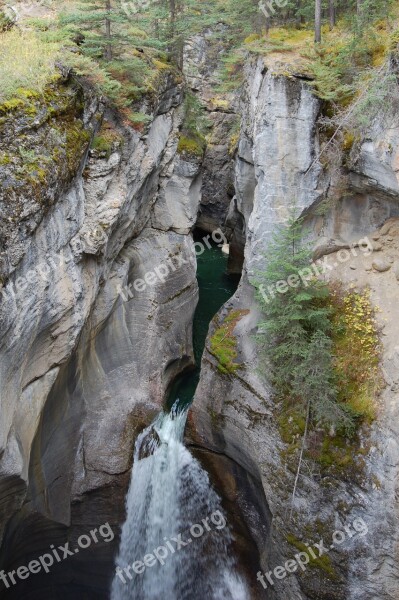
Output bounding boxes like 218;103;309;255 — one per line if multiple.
111;230;245;600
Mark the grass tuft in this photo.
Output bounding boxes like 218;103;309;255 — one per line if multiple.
0;29;59;102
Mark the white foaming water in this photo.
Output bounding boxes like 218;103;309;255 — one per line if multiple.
111;404;249;600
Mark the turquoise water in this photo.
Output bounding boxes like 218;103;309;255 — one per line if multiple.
166;231;239;409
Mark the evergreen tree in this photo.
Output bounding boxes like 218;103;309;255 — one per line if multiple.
138;0;222;66
252;214;353;430
61;0;131;61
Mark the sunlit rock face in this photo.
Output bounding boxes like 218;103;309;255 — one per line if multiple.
189;55;399;600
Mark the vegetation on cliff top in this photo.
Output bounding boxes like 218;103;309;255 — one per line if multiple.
0;29;59;102
1;0;397;138
0;79;92;236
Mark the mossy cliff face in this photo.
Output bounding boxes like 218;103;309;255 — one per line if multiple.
188;55;399;600
0;74;101;281
0;66;203;598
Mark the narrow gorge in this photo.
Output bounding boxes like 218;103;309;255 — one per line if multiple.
1;3;399;600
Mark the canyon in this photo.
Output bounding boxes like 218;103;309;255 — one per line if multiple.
0;28;399;600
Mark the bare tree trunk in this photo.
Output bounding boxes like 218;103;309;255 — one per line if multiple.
169;0;176;31
105;0;112;61
329;0;335;30
265;15;271;37
296;0;305;27
290;398;311;519
169;0;181;66
315;0;322;43
357;0;364;15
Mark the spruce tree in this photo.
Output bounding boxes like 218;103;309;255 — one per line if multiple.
252;215;353;431
61;0;131;61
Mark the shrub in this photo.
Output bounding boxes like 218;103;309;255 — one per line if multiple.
330;285;382;423
177;134;205;158
91;124;122;157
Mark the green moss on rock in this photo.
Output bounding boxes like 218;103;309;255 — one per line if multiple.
0;78;96;275
91;121;123;158
209;309;249;374
285;533;338;579
177;133;205;158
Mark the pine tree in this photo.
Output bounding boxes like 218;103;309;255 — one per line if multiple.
139;0;222;67
61;0;131;61
252;214;354;431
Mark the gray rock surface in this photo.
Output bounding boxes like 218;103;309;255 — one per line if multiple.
189;55;399;600
372;257;391;272
183;28;237;233
2;34;399;600
0;74;201;594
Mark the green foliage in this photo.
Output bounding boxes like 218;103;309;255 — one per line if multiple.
330;285;382;422
0;29;59;102
349;71;399;136
228;116;241;156
177;92;208;157
218;48;246;93
308;52;355;103
177;135;205;157
61;52;122;96
252;214;383;485
285;534;337;578
307;10;396;103
279;395;371;482
0;8;14;32
91;122;123;157
56;0;163;120
129;112;153;126
181;92;209;138
209;310;249;374
60;0;132;61
252;213;354;431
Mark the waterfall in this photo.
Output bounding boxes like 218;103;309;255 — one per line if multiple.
111;403;249;600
